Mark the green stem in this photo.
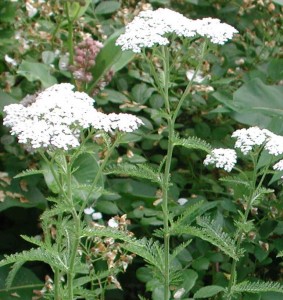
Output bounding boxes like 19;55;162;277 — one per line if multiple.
78;133;122;218
158;41;208;300
40;151;69;300
54;269;61;300
64;2;75;86
65;2;74;65
65;159;80;300
226;156;271;299
160;46;172;300
172;40;208;124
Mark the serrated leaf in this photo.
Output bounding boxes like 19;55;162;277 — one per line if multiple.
173;135;212;153
105;163;163;185
232;281;283;294
194;285;225;298
220;175;251;187
5;261;25;289
14;169;45;179
173;218;243;260
0;248;68;273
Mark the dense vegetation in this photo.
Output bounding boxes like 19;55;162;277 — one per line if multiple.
0;0;283;299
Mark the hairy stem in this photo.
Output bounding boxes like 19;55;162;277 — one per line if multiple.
160;46;172;300
226;156;271;299
65;159;80;300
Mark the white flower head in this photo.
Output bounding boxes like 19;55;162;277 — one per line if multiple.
116;8;238;53
3;83;98;150
273;160;283;172
204;148;237;172
264;133;283;156
4;83;143;151
108;113;144;132
232;126;269;155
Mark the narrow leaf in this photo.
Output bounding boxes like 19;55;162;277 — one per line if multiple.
232;281;283;294
14;169;45;179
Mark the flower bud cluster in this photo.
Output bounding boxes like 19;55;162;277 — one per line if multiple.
69;38;103;83
3;83;143;151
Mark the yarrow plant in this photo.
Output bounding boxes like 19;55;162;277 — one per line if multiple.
2;3;283;300
113;7;240;300
203;126;283;299
1;83;143;299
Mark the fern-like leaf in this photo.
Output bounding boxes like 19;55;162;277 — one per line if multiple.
171;201;217;230
104;163;163;185
232;280;283;294
170;240;192;262
172;135;212;153
0;248;68;272
40;203;72;220
196;216;243;259
20;235;44;248
173;218;243;260
14;168;45;178
220;175;251;188
5;261;25;288
251;187;274;205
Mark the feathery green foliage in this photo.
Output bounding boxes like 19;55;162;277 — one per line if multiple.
170;240;192;262
172;218;243;260
250;187;274;205
219;175;251;187
14;168;45;178
196;216;243;259
171;200;217;229
172;134;212;153
5;261;25;288
0;248;68;273
104;163;163;185
231;281;283;294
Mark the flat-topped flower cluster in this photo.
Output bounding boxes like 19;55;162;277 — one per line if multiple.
3;83;143;151
116;8;238;53
204;126;283;175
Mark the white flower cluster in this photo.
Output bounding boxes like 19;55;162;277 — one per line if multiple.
116;8;238;53
204;126;283;175
232;126;283;156
4;83;143;151
203;148;237;172
232;127;269;155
